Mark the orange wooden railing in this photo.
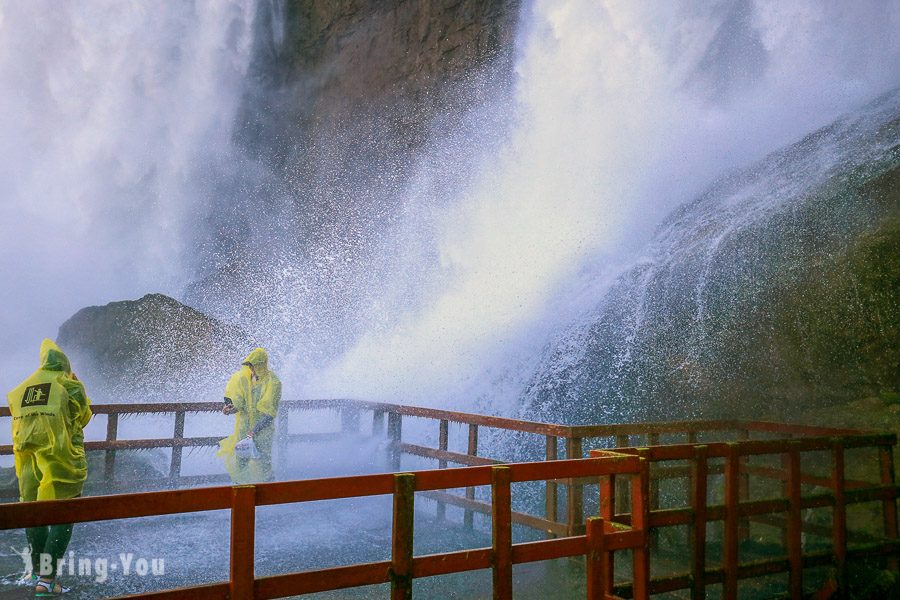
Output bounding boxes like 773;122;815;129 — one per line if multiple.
0;453;647;600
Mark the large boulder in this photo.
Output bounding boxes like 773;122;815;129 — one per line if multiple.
57;294;254;403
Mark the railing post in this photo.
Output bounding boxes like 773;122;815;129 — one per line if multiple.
492;466;512;600
372;409;385;436
647;433;660;550
388;412;402;472
464;424;479;528
879;444;899;571
689;445;708;600
104;413;118;479
169;411;185;479
276;408;288;464
615;435;630;511
546;435;558;527
787;443;803;598
831;440;847;592
230;485;256;600
599;475;615;594
632;452;651;600
723;443;740;599
437;419;449;520
566;437;584;536
737;428;751;542
391;473;415;600
586;516;607;600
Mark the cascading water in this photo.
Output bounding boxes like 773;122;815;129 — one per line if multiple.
311;0;900;414
0;0;265;391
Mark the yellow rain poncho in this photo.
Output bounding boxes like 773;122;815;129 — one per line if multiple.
217;348;281;483
7;339;92;501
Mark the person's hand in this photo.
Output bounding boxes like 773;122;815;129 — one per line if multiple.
223;404;237;415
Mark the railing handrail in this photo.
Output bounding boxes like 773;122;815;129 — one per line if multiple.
0;454;641;528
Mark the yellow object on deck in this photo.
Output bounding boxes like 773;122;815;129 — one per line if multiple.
218;348;281;483
6;338;92;501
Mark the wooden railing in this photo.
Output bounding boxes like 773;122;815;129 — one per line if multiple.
0;453;647;600
3;399;899;597
593;433;900;598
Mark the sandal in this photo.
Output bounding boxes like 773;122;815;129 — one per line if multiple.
34;578;68;597
15;572;38;586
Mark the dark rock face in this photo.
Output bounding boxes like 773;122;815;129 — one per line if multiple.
524;91;900;424
57;294;253;403
187;0;521;356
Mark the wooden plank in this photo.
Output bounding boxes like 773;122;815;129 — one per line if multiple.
112;583;230;599
399;443;500;466
230;486;255;600
255;561;391;598
566;437;585;536
600;474;616;587
723;443;740;599
105;413;119;479
465;424;479;528
546;435;558;526
492;466;513;600
388;413;402;472
832;440;847;588
414;548;492;577
169;411;185;479
421;490;569;537
512;536;587;563
631;453;650;600
437;419;449;520
0;486;232;529
255;473;395;505
586;517;607;600
391;473;415;600
738;429;750;542
787;445;803;598
880;444;899;571
690;445;708;600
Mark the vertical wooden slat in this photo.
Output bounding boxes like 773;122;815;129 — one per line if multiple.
780;450;791;549
492;466;513;600
391;473;415;600
586;516;607;600
687;430;698;444
372;409;385;436
879;444;899;571
831;440;847;591
647;433;660;550
566;437;584;536
787;445;803;598
737;429;751;542
723;443;740;599
275;408;288;463
631;452;651;600
599;475;615;593
105;413;119;479
388;412;402;472
169;411;185;479
615;435;630;511
689;445;708;600
465;424;479;528
546;435;558;526
437;420;449;521
230;485;256;600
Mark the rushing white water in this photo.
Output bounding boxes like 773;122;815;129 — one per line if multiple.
0;1;257;390
313;0;900;410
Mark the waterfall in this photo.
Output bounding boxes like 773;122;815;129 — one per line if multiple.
313;0;900;411
0;1;257;388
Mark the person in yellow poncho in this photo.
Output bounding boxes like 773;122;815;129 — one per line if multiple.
217;348;281;484
7;338;92;595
